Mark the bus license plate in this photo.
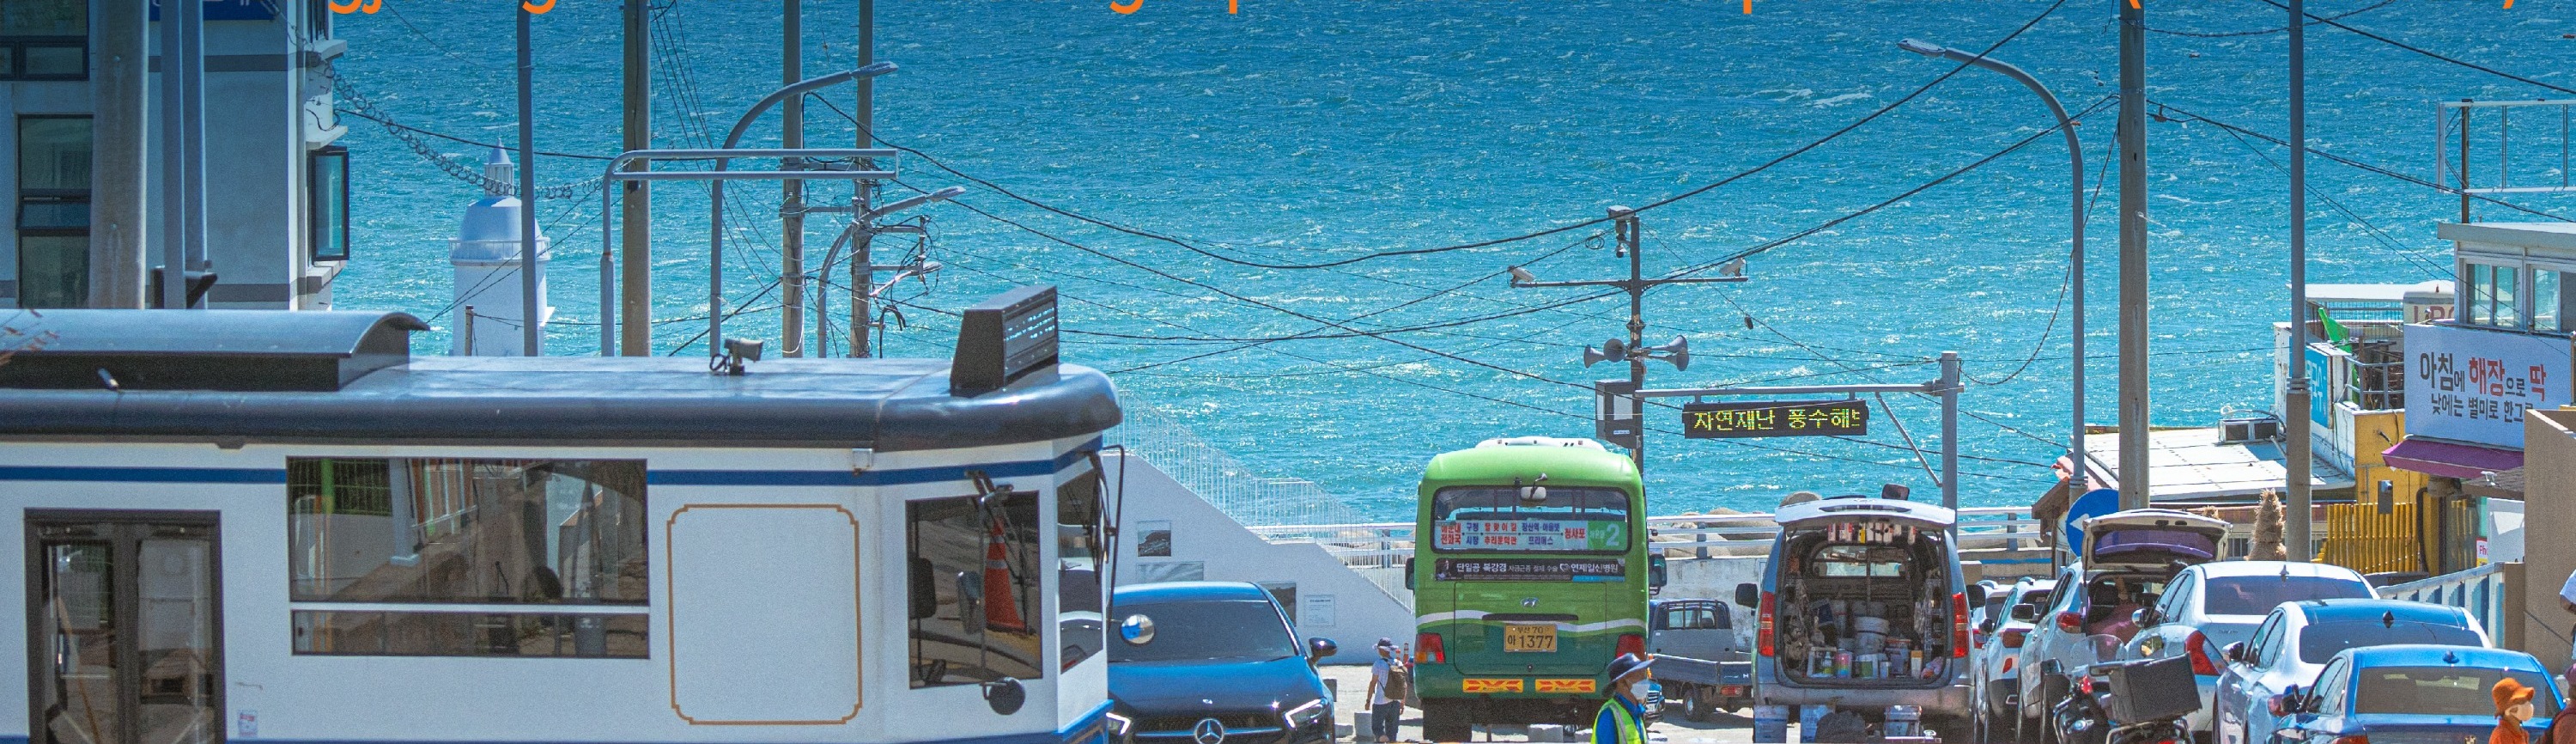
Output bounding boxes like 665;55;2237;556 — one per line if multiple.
1504;624;1557;653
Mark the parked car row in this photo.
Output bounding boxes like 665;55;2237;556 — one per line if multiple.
1961;508;2553;744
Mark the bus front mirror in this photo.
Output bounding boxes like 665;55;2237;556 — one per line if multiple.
1648;555;1668;591
1735;582;1759;609
1120;613;1156;646
982;678;1027;716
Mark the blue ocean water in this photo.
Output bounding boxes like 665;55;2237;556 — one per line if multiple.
326;0;2573;520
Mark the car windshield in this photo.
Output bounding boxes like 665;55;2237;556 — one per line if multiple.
2299;622;2486;664
2353;667;2555;717
1431;486;1631;553
2203;576;2372;616
1109;600;1297;662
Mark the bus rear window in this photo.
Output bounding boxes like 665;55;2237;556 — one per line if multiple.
1431;486;1630;553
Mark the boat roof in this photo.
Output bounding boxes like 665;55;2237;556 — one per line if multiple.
0;310;1120;451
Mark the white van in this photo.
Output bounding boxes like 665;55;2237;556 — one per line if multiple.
1733;497;1971;735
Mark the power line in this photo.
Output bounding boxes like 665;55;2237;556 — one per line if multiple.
2147;0;2395;38
2150;101;2576;223
2251;0;2576;96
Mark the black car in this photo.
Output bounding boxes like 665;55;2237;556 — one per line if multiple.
1109;582;1338;744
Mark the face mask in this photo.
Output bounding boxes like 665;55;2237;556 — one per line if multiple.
1629;681;1652;701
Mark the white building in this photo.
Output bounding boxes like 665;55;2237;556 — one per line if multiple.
1;0;349;309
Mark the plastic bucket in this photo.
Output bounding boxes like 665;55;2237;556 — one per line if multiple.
1753;704;1790;744
1884;705;1923;738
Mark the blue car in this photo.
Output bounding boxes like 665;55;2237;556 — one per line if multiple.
2263;645;2559;744
1108;582;1339;744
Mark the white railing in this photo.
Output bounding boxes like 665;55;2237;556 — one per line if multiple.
1107;401;1373;528
2378;562;2513;643
1249;507;2051;566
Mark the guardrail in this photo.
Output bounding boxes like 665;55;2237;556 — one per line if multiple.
1249;507;2054;567
2377;562;2524;647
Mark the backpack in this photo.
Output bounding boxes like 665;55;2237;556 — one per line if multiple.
1381;659;1413;703
2543;707;2576;744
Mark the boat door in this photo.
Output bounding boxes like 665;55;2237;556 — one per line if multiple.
26;511;222;744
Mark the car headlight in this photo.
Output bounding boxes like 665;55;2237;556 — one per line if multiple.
1285;698;1328;729
1105;711;1134;739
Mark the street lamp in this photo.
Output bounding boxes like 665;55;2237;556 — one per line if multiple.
708;62;901;360
1899;39;2091;494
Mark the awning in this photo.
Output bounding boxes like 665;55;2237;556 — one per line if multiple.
2464;467;2525;500
2382;438;2523;480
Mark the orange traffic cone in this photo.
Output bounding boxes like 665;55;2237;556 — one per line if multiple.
982;515;1030;632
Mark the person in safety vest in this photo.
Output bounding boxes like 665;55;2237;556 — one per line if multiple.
1591;653;1655;744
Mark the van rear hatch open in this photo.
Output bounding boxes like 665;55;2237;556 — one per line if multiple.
2078;509;2228;570
1770;497;1960;689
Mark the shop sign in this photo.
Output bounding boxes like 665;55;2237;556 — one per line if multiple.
2404;323;2573;448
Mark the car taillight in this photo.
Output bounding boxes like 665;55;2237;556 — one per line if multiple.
1416;632;1444;665
2002;628;2029;649
2000;656;2015;674
2075;675;2094;694
2329;737;2369;744
1952;593;1969;658
1758;592;1777;657
1616;633;1645;659
2186;631;2219;676
2057;611;2083;633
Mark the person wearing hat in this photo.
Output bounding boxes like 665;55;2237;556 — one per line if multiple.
1592;653;1655;744
1369;638;1406;743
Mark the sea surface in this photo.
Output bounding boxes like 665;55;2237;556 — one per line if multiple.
327;0;2573;520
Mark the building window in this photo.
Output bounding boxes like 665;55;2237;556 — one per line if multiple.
907;489;1042;687
286;458;649;657
17;116;90;308
2537;269;2567;333
308;146;350;262
1;0;86;81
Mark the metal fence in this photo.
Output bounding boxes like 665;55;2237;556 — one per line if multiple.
2379;562;2523;647
1245;507;2051;568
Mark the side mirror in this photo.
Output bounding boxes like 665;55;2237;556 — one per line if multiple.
957;570;987;634
1309;637;1338;662
2224;642;2249;665
1735;583;1760;609
2131;607;2160;628
2010;604;2038;623
908;556;937;620
1966;584;1990;607
2267;686;2305;717
1405;558;1417;590
1649;555;1668;591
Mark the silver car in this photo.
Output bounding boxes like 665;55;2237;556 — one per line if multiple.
2209;599;2489;744
1971;578;2055;735
2014;509;2228;739
2118;562;2372;744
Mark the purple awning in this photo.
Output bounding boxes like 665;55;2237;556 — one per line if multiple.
2383;439;2524;480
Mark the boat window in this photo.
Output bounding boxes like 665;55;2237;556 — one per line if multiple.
286;458;648;657
1058;467;1106;669
908;490;1044;688
2201;576;2372;616
0;0;86;80
1429;486;1631;554
1107;599;1298;663
2297;621;2485;665
2354;666;2555;717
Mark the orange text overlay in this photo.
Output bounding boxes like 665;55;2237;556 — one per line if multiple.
332;0;556;14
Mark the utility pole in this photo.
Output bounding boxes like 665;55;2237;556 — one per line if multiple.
155;0;202;310
849;0;878;357
1508;206;1743;473
2285;0;2314;561
90;0;146;308
781;0;806;357
517;5;542;357
2116;0;2152;509
618;0;652;355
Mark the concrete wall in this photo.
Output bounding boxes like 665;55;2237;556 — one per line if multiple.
1106;452;1414;666
2522;410;2576;668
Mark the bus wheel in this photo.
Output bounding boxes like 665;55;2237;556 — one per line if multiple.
1421;700;1473;743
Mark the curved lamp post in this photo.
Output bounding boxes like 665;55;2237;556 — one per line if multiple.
706;62;898;357
1897;39;2090;493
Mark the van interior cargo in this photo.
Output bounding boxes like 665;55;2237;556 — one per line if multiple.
1776;519;1954;686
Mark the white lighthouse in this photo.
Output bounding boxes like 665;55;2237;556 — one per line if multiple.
450;146;552;356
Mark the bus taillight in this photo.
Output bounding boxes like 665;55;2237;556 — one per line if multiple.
1615;633;1643;660
1756;591;1776;657
1416;631;1444;664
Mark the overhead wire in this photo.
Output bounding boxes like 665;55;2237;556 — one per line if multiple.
2146;0;2396;39
2251;0;2576;96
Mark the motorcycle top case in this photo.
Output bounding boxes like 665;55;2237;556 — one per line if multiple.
2099;655;2200;723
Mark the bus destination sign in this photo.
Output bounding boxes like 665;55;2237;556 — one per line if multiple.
1681;399;1867;439
1432;558;1626;582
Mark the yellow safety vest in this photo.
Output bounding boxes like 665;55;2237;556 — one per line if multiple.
1593;697;1646;744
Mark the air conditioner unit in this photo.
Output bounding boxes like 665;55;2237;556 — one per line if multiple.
2219;415;2283;444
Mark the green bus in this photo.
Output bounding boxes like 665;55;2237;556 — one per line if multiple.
1407;437;1662;740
